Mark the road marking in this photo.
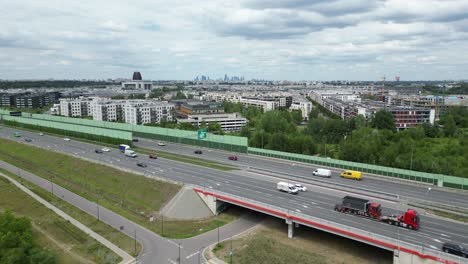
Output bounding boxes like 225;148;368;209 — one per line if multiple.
186;251;200;259
168;259;177;264
303;205;308;208
166;239;183;248
429;245;438;250
295;209;301;213
440;233;450;238
433;238;442;243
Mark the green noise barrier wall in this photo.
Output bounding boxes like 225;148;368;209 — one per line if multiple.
4;113;248;153
248;147;468;190
1;115;132;145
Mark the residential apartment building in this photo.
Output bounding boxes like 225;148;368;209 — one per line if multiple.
289;99;312;120
59;97;94;117
0;92;60;108
389;107;435;130
91;99;126;122
177;113;247;132
124;101;174;125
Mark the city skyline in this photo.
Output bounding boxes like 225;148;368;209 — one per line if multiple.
1;0;468;81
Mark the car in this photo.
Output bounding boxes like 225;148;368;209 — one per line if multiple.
228;156;238;161
132;138;139;142
294;184;307;192
442;242;468;258
194;150;203;154
24;138;32;142
101;147;110;152
149;154;158;159
137;162;147;168
157;142;166;146
14;132;21;137
95;149;103;154
64;138;71;141
39;133;44;136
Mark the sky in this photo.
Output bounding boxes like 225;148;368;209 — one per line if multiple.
1;0;468;81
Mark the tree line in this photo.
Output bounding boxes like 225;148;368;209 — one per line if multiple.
0;80;113;89
224;101;468;177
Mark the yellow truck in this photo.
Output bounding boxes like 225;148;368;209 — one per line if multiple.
340;170;362;180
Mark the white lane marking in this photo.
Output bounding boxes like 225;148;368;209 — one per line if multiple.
166;240;183;248
429;245;438;250
295;209;301;213
433;238;442;243
440;233;450;238
168;259;177;264
186;251;200;259
303;205;308;208
216;183;220;186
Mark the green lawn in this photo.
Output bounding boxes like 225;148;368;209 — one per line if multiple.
0;173;121;264
134;146;238;171
1;168;142;257
0;137;239;238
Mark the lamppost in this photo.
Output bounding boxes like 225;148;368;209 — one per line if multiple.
229;236;233;264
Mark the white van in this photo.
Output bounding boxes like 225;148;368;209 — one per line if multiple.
277;182;298;194
124;149;137;158
312;168;332;178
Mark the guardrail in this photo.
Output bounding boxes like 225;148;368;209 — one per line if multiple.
193;186;467;264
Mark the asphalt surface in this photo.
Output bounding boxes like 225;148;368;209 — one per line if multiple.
135;139;468;210
1;127;468;258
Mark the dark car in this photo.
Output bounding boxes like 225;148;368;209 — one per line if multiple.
132;138;139;142
442;242;468;258
137;162;147;168
194;150;203;154
228;156;238;161
95;149;103;154
149;154;157;159
24;138;32;142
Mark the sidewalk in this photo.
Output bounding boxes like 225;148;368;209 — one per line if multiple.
0;171;134;264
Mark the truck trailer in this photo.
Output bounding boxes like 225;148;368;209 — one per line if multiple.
334;196;420;230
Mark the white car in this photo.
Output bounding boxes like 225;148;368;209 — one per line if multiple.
39;133;44;136
101;147;110;152
157;142;166;146
64;138;71;141
294;184;307;192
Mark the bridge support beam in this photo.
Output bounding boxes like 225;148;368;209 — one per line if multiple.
286;219;294;238
393;249;439;264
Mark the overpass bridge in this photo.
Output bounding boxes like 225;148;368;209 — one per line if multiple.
195;187;467;264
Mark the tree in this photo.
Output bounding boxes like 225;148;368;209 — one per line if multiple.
443;115;457;137
0;210;56;264
173;91;187;99
208;122;224;135
371;110;395;131
177;122;196;131
111;95;125;100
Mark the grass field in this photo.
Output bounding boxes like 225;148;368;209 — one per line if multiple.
0;137;239;238
0;173;121;264
1;168;142;256
213;217;393;264
134;146;238;171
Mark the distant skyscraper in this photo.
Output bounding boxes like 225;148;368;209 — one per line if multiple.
133;72;142;80
395;75;400;82
224;74;228;81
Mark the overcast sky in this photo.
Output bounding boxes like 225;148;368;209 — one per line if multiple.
1;0;467;81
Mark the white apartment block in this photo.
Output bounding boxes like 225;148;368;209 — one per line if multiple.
59;97;94;117
289;100;312;120
177;113;247;132
91;99;126;122
124;101;174;125
239;98;276;111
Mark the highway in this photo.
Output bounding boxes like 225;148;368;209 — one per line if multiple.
1;127;468;261
134;139;468;210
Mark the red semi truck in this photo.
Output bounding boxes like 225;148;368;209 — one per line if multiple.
334;196;420;230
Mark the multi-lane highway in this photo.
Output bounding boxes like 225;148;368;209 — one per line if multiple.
134;139;468;210
1;126;468;262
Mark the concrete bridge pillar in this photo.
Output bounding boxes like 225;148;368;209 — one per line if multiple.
286;219;294;238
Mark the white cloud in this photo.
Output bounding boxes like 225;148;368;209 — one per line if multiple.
0;0;467;80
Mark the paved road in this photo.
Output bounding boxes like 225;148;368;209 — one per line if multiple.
0;170;134;264
135;139;468;210
1;127;468;256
